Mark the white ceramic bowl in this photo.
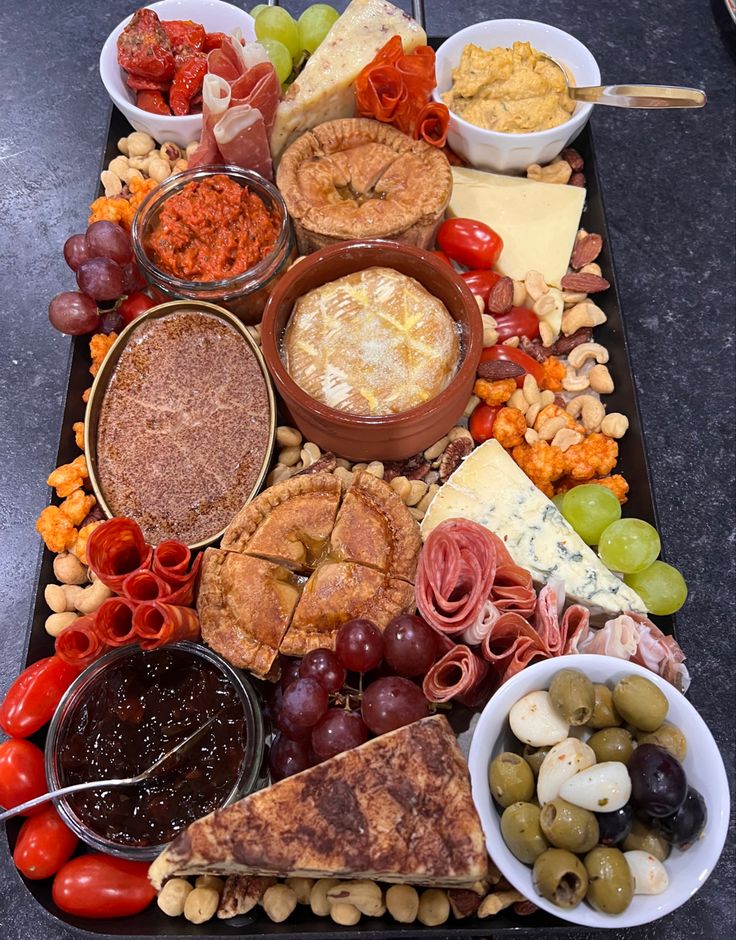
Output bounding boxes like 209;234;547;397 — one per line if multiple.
468;655;729;929
433;19;601;173
99;0;255;147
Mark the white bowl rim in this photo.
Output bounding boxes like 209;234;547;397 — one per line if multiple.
99;0;254;126
432;18;601;141
467;653;730;929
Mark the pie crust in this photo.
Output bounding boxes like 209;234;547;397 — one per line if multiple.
276;118;453;254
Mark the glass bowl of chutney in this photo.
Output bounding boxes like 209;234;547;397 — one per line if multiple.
45;641;264;860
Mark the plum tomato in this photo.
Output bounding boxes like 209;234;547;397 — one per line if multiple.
469;403;500;444
13;805;78;880
52;855;156;918
117;291;156;325
461;269;502;304
0;655;81;738
494;306;540;342
432;250;452;266
0;739;47;815
437;218;503;270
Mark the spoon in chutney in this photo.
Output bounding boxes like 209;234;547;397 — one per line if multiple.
0;715;217;823
541;53;706;109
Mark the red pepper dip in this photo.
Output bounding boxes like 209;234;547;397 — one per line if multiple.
144;174;280;281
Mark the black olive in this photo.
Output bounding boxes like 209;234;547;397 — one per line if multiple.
653;786;707;849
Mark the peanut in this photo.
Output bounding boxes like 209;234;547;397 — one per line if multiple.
525;270;549;302
588;363;614;394
448;426;473;444
276;426;302;448
285;877;314;904
522;373;541;405
508;388;528;412
333;466;354;487
551;428;583;452
262;884;297;922
512;280;528;307
524;428;539;444
538;416;568;441
463;394;480;417
53;552;86;585
185;141;199;160
562;301;607;335
389;475;412;502
279;445;302;467
601;412;629;438
45;612;77;637
183;887;219;924
157;878;193;917
386;884;419;923
481;313;498;347
45;583;72;613
417;889;450;926
364;461;384;479
424;436;449;461
406;480;428;506
310;879;340;917
502;336;520;347
330;902;361;925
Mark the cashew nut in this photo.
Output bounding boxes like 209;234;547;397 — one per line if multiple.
267;464;294;486
128;155;151;173
406;479;428;507
526;158;572;185
279;445;301;467
386;884;419;923
508;389;528;412
539;389;555;407
534;289;564;322
45;612;77;637
561;301;607;335
580;262;603;277
117;137;130;156
567;342;610;370
327;880;383;916
563;290;588;305
100;170;122;198
330;902;361;925
333;466;354;487
566;394;606;431
601;412;629;438
525;401;543;427
551;428;584;452
285;877;314;904
524;270;548;302
464;394;480;417
157;878;193;917
75;580;113;615
417;889;450;926
588;363;615;394
53;552;87;585
481;313;498;347
185;141;200;160
425;435;449;461
539;321;557;347
127;131;156;157
310;879;340;916
183;886;219;924
301;442;321;467
538;416;568;441
262;885;297;922
512;280;528;307
159;141;182;161
522;373;541;405
562;366;590;392
126;168;145;184
448;426;473;444
276;426;302;448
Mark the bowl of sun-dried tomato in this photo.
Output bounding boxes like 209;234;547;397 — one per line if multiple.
99;0;256;147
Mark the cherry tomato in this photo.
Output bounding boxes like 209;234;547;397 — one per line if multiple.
480;344;545;387
461;269;502;304
494;306;540;343
469;404;500;444
0;739;46;815
0;656;81;738
432;250;452;265
437;218;503;270
14;805;78;880
52;855;156;919
117;291;156;325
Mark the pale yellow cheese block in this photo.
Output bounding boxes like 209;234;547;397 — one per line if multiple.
270;0;426;161
448;167;586;287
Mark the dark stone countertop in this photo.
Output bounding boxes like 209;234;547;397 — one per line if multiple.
0;1;733;938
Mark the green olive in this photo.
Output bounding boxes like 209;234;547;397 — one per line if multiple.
612;675;668;732
584;846;634;914
634;721;687;762
523;744;551;778
500;802;549;864
621;818;671;862
587;727;635;764
549;668;595;726
532;848;588;909
586;684;622;729
489;752;535;808
539;798;599;854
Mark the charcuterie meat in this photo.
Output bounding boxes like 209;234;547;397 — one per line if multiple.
133;602;201;650
95;597;137;646
422;644;492;706
86;517;152;593
153;540;191;582
55;615;108;668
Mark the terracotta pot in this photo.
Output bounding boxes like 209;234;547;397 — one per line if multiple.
261;240;483;462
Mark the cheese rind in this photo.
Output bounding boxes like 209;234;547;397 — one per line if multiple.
421;440;647;616
448;167;586;287
270;0;426;160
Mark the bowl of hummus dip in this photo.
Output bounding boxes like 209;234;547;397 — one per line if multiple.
434;20;600;173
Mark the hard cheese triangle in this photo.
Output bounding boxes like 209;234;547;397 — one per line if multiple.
421;440;647;617
149;716;487;890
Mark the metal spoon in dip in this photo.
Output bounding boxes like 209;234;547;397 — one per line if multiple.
541;54;706;109
0;715;217;823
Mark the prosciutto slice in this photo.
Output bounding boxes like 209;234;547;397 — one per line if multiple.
572;614;639;659
422;644;492;707
86;518;152;593
133;602;201;650
627;612;690;693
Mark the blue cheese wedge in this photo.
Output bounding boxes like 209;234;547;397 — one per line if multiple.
421;440;647;616
270;0;426;160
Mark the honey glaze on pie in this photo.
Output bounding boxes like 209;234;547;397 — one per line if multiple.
284;267;459;416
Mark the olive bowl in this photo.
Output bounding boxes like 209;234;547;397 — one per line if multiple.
467;655;729;928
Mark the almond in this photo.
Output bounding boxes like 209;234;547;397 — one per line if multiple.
571;233;603;270
477;359;525;381
561;272;610;293
569;171;586;188
561;148;584;171
487;277;513;315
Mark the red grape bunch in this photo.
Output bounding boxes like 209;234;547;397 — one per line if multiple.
268;614;442;781
49;221;154;336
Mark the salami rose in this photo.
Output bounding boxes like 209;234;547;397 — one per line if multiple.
86;518;152;593
422;645;492;707
55;617;107;668
133;602;200;650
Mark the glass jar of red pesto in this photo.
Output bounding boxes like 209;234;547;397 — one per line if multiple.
132;166;296;325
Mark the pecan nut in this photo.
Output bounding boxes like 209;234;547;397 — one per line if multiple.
519;336;549;362
561;272;610;293
477;359;525;380
448;890;482;920
561;148;584;171
438;438;473;482
487;276;513;315
295;453;337;476
569;171;586;188
571;233;603;270
383;457;430;482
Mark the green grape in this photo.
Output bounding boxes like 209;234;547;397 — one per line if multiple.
598;518;661;574
258;38;293;83
249;4;268;18
624;561;688;616
298;4;340;54
255;7;301;62
561;483;622;545
552;493;566;513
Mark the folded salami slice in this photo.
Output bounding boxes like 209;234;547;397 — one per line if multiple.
481;611;549;682
422;644;491;706
535;582;565;656
55;616;108;668
133;601;201;650
153;540;191;582
86;518;152;593
95;597;138;647
491;563;537;617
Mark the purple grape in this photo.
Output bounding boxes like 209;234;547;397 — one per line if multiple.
85;220;133;265
383;614;439;677
335;619;384;673
99;310;125;335
629;744;687;817
275;707;312;742
269;733;312;781
63;233;89;272
280;677;328;728
76;257;123;301
299;648;346;694
279;657;303;690
361;676;429;735
121;261;147;294
48;291;100;335
311;709;367;760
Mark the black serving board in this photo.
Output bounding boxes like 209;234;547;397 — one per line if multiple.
10;50;674;937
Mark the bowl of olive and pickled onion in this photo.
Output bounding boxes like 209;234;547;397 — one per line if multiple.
467;655;728;928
